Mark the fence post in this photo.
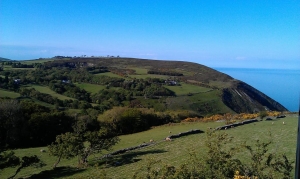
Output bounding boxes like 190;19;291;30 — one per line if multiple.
295;105;300;179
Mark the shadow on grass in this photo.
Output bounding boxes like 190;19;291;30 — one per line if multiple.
24;166;85;179
92;149;167;168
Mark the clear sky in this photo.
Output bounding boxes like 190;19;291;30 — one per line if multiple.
1;0;299;69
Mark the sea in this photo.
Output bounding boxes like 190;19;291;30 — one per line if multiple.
214;68;300;112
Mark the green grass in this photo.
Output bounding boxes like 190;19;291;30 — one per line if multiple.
128;73;170;79
165;83;211;96
19;97;55;108
0;89;20;98
3;65;12;70
74;83;106;94
1;115;297;179
165;90;233;115
95;72;124;78
130;67;148;75
25;85;75;100
127;67;171;79
21;58;55;64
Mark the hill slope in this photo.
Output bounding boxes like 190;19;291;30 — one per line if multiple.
0;57;287;116
43;57;288;113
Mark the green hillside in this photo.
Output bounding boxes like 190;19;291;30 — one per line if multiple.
0;57;288;116
0;115;296;179
0;57;293;179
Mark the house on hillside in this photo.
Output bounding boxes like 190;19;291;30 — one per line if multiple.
165;80;177;86
14;79;21;84
62;80;70;83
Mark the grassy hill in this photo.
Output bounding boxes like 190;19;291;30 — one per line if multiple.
43;57;288;113
1;115;297;178
0;57;288;116
0;57;293;178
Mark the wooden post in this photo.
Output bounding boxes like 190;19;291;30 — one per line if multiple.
295;106;300;179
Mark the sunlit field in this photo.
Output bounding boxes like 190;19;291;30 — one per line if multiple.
1;115;297;179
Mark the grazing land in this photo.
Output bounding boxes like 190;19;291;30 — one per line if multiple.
1;115;297;179
0;57;292;178
0;57;288;115
0;89;20;98
25;84;75;100
95;72;124;78
164;82;211;96
74;83;106;94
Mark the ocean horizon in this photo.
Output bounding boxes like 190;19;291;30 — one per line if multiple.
214;67;300;112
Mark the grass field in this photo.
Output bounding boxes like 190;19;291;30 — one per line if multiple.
128;73;170;79
165;83;211;96
21;58;56;64
95;72;124;78
74;83;106;94
1;115;297;179
165;89;233;114
18;97;56;109
25;85;75;100
0;89;20;98
131;67;148;75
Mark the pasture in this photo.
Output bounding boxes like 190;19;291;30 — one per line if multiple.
95;72;124;78
1;115;297;179
21;58;57;64
74;83;106;94
165;83;211;96
128;73;170;80
0;89;20;98
165;90;233;115
127;67;170;79
25;84;75;100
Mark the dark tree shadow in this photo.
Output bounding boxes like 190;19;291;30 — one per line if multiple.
91;149;167;168
23;166;86;179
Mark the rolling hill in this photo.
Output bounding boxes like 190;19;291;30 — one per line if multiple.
0;57;288;116
41;57;288;114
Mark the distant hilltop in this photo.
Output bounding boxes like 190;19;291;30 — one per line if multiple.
46;57;289;113
0;57;12;61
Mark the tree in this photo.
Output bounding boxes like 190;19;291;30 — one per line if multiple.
48;132;84;168
48;124;119;168
0;149;42;179
81;128;119;165
0;100;23;147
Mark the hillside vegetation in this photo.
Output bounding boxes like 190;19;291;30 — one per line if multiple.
0;57;293;178
0;115;297;179
0;57;287;116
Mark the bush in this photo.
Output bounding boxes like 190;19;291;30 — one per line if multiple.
259;111;268;119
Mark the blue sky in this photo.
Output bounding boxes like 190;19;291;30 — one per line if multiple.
1;0;299;69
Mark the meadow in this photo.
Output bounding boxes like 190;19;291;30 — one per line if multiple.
74;83;106;94
165;83;211;96
25;84;75;100
0;89;20;98
1;115;297;179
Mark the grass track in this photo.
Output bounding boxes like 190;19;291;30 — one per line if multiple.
1;115;297;179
